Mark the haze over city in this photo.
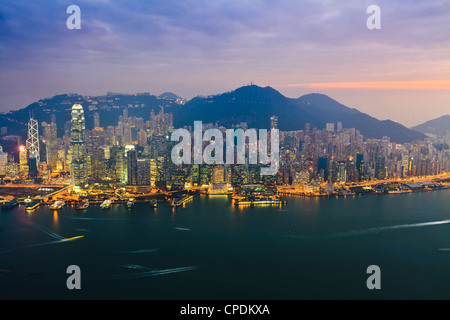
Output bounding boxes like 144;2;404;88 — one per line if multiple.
0;0;449;127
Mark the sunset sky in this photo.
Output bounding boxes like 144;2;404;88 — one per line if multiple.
0;0;449;127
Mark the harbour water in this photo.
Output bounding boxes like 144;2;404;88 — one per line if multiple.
1;190;450;299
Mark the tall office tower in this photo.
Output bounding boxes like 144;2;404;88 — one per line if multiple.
137;129;148;146
356;153;365;181
305;123;311;135
70;104;87;190
150;158;157;187
94;112;100;128
123;123;132;145
337;161;347;183
326;123;335;133
19;145;29;177
127;149;138;186
270;115;278;130
136;159;151;185
337;122;343;132
318;156;328;182
26;115;40;166
43;120;58;169
375;155;386;180
213;165;225;183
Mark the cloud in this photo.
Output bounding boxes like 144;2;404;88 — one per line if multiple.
0;0;449;120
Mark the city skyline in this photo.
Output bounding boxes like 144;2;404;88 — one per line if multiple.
1;0;449;127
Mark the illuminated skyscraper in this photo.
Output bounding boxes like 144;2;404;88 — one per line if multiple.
26;115;40;165
43;119;58;169
270;115;278;130
127;149;138;186
19;145;29;177
70;104;87;189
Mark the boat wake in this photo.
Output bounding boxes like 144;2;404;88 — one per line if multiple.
121;249;157;254
286;219;450;240
111;265;199;279
0;235;84;254
0;224;84;254
32;225;65;240
174;227;191;231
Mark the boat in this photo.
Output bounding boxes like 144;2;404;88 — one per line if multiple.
76;200;89;210
100;199;112;209
25;199;42;211
126;198;135;209
50;200;65;210
150;199;157;208
1;199;18;211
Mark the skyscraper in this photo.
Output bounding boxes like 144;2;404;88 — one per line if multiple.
26;115;40;165
127;149;138;186
43;120;58;169
70;104;87;190
270;115;278;130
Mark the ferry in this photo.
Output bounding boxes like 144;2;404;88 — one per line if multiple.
76;200;89;210
1;199;18;211
50;200;65;210
126;198;135;209
100;199;112;209
25;199;42;211
150;199;157;208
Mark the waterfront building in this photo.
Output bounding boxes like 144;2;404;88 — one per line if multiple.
70;104;87;190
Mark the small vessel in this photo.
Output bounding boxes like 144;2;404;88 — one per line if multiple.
150;199;157;208
50;200;65;210
25;199;42;211
100;199;112;209
1;199;18;211
126;198;135;209
76;200;89;210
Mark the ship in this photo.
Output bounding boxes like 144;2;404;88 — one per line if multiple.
76;200;89;210
150;199;157;208
1;199;18;211
126;198;135;209
25;199;42;211
50;200;65;210
100;199;112;209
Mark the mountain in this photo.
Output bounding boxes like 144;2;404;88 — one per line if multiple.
159;92;182;100
0;85;426;143
412;115;450;135
175;85;425;143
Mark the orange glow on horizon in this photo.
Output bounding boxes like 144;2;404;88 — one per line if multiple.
288;81;450;90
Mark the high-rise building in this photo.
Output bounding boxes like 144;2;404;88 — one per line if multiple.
19;145;29;177
356;153;365;181
270;116;278;130
318;157;328;182
326;123;335;133
94;112;100;128
127;149;138;186
375;156;386;180
70;104;87;189
26;115;40;166
43;120;58;169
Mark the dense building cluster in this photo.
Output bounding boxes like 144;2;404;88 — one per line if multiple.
0;104;449;193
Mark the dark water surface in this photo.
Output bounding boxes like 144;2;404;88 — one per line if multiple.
1;190;450;299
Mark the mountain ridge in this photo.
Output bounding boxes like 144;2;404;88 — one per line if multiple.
0;85;426;143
